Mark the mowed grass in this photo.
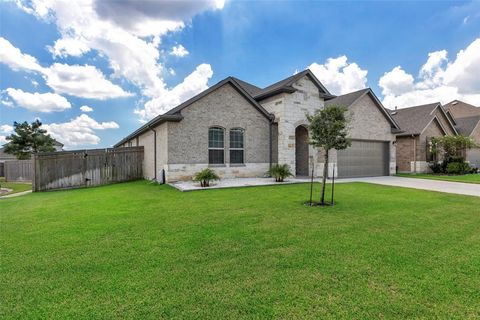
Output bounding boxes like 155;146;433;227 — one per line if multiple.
0;177;31;196
397;173;480;184
1;181;480;319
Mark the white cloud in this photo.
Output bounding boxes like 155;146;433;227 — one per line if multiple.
16;0;222;121
135;64;213;120
378;66;414;96
80;105;93;112
48;37;91;57
308;55;368;95
1;37;131;100
170;45;189;57
0;135;6;144
43;114;119;147
0;124;14;133
1;100;14;108
44;63;132;99
5;88;71;112
379;38;480;108
0;37;44;72
93;0;224;37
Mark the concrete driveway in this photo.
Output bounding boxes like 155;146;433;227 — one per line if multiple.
342;176;480;197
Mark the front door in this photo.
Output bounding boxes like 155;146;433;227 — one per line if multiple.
295;126;309;176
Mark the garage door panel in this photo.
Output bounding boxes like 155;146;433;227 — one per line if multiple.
337;140;389;178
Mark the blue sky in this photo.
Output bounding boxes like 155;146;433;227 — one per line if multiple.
1;0;479;149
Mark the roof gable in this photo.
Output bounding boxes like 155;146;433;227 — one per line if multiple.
114;78;274;147
444;100;480;118
392;103;458;136
455;115;480;136
225;69;334;102
326;88;401;131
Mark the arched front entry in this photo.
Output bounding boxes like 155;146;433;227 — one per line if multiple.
295;125;309;176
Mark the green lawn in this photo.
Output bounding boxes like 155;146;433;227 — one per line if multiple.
396;173;480;184
0;177;32;196
1;181;480;319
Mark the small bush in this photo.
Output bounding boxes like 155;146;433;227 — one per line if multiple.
446;162;470;175
267;164;293;182
193;168;220;187
428;162;443;174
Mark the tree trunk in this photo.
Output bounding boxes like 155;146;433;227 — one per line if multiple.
321;149;329;205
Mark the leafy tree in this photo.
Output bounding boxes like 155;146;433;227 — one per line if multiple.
307;105;351;205
4;120;55;159
430;135;477;162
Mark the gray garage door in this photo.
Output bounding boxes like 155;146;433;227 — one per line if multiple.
337;140;389;178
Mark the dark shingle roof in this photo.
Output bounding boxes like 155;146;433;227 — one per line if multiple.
231;77;263;96
390;103;441;135
455;115;480;136
252;69;332;100
324;88;370;108
114;77;274;147
325;88;401;131
444;100;480;118
114;69;334;147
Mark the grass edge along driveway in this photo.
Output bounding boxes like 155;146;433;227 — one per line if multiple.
396;172;480;184
0;177;32;196
1;180;480;319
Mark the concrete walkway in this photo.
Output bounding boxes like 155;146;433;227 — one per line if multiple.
170;177;326;191
0;190;32;199
170;176;479;196
343;176;480;197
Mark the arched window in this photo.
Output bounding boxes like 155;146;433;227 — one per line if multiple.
230;128;244;164
208;127;225;164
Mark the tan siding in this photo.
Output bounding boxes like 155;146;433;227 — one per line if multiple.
137;130;155;179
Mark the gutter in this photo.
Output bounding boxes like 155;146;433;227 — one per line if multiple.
269;121;273;170
412;134;417;173
148;125;157;181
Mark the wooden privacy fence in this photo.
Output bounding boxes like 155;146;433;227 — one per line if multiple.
33;147;144;192
4;160;33;182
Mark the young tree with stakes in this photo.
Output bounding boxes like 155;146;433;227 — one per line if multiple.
4;120;55;160
307;105;350;205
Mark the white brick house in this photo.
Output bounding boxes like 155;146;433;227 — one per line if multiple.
115;70;401;182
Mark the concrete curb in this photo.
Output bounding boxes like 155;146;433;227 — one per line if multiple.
0;190;32;199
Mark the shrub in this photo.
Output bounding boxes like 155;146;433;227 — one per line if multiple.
446;162;470;175
428;162;442;174
267;164;293;182
193;168;220;187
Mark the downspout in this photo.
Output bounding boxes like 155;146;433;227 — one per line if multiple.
148;125;157;181
412;134;417;173
269;120;273;170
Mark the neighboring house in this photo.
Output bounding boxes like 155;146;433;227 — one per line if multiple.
52;140;64;151
444;100;480;168
115;69;400;182
444;100;480;119
0;146;16;163
390;103;458;173
0;139;64;163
